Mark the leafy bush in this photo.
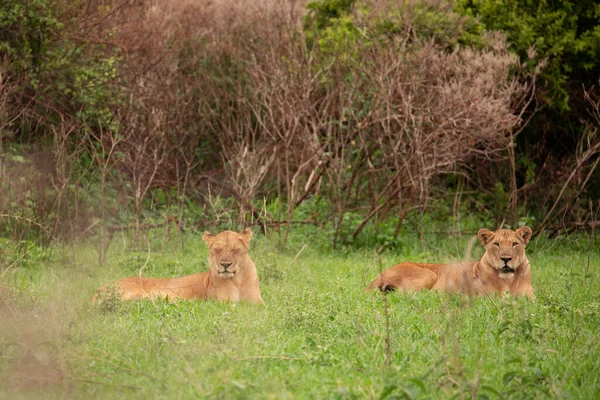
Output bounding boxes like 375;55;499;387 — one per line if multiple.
453;0;600;228
1;0;122;133
0;0;541;248
456;0;600;110
6;0;596;248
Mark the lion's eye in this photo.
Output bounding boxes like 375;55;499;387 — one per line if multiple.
493;242;500;247
512;242;519;247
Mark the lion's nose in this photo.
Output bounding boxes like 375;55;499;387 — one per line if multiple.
220;262;232;269
500;257;512;264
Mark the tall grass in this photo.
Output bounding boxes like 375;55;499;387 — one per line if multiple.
1;226;598;399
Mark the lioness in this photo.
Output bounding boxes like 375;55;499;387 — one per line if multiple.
365;227;534;298
93;228;263;303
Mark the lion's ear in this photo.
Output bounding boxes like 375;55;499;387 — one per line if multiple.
478;228;494;245
203;231;215;246
516;226;533;245
239;227;252;246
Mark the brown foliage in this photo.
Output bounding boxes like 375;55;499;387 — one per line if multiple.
195;19;531;244
1;0;548;246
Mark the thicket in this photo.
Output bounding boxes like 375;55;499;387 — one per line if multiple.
455;0;600;232
0;0;598;251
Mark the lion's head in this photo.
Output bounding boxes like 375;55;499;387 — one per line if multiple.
477;227;532;279
203;228;253;279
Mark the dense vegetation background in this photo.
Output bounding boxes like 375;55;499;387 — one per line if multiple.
1;0;599;398
1;0;598;248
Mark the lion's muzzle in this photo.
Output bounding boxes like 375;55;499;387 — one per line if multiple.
218;261;237;278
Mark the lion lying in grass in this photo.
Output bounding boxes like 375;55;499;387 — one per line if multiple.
365;227;535;298
93;228;263;303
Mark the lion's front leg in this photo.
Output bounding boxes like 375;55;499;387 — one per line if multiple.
238;279;263;303
241;289;263;304
513;284;535;300
511;274;536;300
216;287;240;302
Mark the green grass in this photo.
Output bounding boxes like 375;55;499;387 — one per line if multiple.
1;228;599;399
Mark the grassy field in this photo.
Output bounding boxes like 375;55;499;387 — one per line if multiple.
1;227;599;399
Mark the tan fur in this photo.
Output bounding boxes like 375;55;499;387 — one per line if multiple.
92;228;263;303
365;227;535;298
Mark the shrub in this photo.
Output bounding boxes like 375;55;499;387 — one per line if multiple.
456;0;600;226
210;0;533;245
456;0;600;111
0;0;545;247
